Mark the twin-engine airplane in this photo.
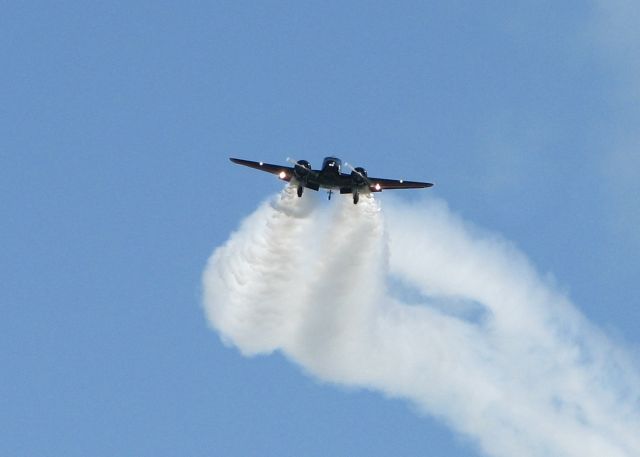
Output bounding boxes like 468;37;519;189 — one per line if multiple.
230;156;434;204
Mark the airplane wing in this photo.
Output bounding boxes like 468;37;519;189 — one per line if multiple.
366;177;434;192
229;158;294;182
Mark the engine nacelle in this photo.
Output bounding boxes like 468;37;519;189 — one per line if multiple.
294;160;312;180
351;166;368;185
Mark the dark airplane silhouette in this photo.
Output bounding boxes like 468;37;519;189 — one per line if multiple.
230;156;434;204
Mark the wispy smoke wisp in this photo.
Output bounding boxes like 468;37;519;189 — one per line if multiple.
203;188;640;457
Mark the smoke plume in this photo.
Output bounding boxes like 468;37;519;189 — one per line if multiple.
203;186;640;457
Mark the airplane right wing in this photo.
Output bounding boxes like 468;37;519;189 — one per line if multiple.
229;158;294;182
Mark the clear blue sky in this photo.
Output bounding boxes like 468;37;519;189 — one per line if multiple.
2;1;638;456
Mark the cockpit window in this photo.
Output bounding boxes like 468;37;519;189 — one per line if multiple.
323;157;342;171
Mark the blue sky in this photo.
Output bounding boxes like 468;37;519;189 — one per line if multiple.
2;1;639;456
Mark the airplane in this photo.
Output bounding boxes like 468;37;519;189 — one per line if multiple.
230;156;434;204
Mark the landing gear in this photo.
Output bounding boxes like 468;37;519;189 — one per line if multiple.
297;185;303;198
353;191;359;205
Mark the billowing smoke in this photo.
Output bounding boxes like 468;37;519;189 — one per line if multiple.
203;185;640;457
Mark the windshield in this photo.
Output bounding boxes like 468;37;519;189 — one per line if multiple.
322;157;342;171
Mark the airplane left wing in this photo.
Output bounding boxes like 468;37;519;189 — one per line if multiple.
229;158;294;182
366;176;434;192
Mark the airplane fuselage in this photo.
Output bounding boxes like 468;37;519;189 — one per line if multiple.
314;157;344;188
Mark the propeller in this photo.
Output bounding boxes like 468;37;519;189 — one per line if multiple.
287;157;312;181
287;157;311;169
344;161;369;183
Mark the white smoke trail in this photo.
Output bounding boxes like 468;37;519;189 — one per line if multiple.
202;185;318;355
202;188;640;457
